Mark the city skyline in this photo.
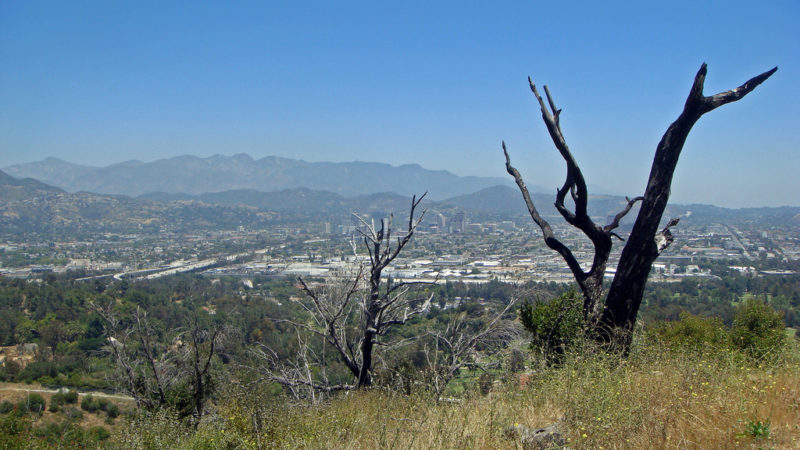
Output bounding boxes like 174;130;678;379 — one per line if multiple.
1;1;798;207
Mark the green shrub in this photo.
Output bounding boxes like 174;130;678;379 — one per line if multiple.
32;420;90;446
0;360;21;379
647;312;729;351
35;421;68;440
77;337;106;352
519;290;585;362
731;298;786;361
80;395;98;413
63;390;78;404
26;393;46;414
0;400;13;414
64;407;83;421
50;389;79;414
16;361;57;382
106;402;120;419
14;400;28;415
0;411;33;446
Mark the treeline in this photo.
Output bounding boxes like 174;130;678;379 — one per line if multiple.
0;271;798;390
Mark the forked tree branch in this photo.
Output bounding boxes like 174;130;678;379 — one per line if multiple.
604;196;644;234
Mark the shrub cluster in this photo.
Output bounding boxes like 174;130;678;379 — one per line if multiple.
80;394;119;419
49;389;78;412
522;293;789;363
0;395;46;416
647;298;787;361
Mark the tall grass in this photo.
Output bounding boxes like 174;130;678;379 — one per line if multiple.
111;336;800;449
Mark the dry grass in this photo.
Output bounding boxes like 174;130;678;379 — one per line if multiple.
113;339;800;449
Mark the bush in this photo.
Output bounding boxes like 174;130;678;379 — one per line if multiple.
77;337;106;352
0;360;21;378
14;400;28;415
26;393;46;414
647;312;729;351
106;403;120;419
15;361;57;383
519;290;585;362
731;298;786;361
63;390;78;404
0;400;13;414
34;421;68;440
64;407;83;421
80;395;98;413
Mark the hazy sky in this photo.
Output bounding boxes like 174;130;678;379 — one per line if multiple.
1;1;798;207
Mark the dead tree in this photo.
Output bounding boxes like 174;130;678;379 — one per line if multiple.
503;63;776;347
175;309;227;426
94;301;228;425
423;298;520;400
354;192;428;386
94;303;170;410
254;194;430;396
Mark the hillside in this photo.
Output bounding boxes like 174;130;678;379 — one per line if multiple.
0;170;280;238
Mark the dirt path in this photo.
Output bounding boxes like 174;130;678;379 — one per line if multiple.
0;382;133;401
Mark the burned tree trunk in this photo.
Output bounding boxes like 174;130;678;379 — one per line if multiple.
254;194;431;396
355;193;428;387
599;64;777;344
504;64;776;348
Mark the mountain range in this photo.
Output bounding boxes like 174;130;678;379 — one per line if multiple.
3;154;517;200
4;165;799;242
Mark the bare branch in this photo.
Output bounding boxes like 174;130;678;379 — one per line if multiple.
604;196;644;233
503;141;585;281
423;298;520;399
701;64;778;112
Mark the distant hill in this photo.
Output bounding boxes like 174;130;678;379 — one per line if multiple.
0;169;64;202
0;170;281;239
438;184;800;228
140;188;414;216
4;154;512;200
439;185;642;223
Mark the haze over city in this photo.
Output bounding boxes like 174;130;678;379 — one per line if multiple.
1;1;798;207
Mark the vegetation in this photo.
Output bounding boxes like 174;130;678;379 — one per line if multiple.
0;270;799;446
519;290;584;362
105;332;800;449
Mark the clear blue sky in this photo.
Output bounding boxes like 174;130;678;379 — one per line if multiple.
1;1;797;207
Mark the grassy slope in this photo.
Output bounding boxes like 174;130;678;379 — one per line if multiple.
113;339;800;449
